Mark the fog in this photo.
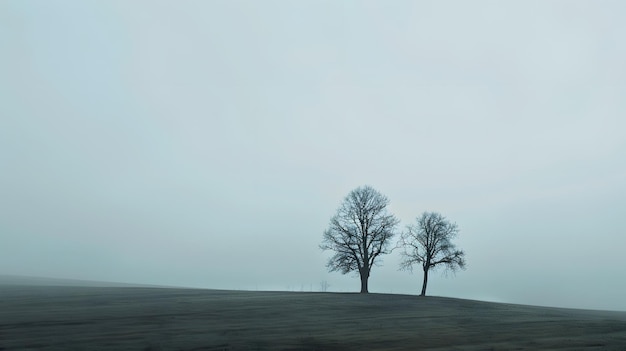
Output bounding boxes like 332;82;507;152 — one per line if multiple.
1;1;625;311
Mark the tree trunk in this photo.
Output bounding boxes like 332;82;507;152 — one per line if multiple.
359;267;369;293
420;267;428;296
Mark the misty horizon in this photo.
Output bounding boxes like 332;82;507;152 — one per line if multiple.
1;1;625;312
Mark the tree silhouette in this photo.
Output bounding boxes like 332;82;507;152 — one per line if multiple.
320;185;399;293
398;212;466;296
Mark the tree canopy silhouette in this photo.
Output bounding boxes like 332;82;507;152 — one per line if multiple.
398;211;466;296
320;185;399;293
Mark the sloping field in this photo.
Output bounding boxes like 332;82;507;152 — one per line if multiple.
1;285;626;350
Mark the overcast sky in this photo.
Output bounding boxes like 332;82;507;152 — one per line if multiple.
1;1;625;311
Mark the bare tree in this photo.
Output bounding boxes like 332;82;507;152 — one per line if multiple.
398;212;466;296
320;185;399;293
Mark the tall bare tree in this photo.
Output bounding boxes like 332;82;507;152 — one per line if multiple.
398;212;466;296
320;185;399;293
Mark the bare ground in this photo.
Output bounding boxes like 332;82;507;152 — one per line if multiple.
1;285;626;350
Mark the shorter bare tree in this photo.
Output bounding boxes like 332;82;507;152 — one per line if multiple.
398;212;466;296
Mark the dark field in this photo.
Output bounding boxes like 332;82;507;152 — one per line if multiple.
2;285;626;350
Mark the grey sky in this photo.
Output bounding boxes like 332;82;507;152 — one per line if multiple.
1;1;625;311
